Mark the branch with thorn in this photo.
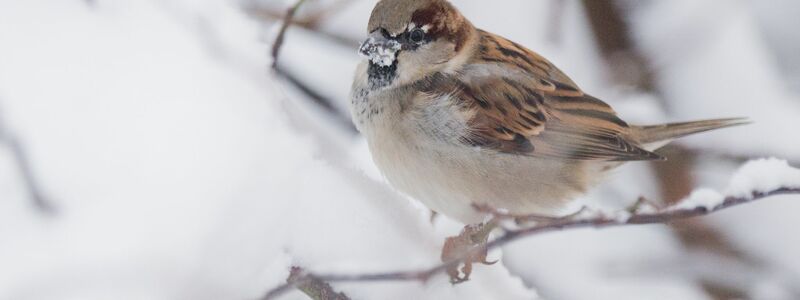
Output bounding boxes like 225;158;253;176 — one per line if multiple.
261;187;800;300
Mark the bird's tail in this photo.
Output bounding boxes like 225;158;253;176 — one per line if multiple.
632;118;750;150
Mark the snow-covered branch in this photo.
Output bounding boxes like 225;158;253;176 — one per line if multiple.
262;159;800;300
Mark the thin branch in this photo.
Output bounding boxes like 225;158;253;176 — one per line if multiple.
247;0;355;30
2;134;56;214
0;100;57;214
274;66;357;134
261;187;800;300
271;0;310;69
248;5;359;50
264;0;357;134
288;267;351;300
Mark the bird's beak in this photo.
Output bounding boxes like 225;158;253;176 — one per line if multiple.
359;31;402;67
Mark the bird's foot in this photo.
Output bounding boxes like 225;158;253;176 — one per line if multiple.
441;222;498;284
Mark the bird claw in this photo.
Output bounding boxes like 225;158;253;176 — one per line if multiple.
441;223;495;284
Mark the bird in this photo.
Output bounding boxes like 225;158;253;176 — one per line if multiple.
350;0;746;282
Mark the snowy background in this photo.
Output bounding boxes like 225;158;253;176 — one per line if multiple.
1;0;799;299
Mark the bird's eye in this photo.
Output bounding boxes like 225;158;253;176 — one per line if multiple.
408;28;426;43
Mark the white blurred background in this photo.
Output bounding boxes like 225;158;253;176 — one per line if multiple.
1;0;799;299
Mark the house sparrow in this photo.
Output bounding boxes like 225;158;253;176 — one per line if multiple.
350;0;745;281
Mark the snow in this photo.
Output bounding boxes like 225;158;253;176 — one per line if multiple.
0;1;536;299
1;1;800;300
611;210;633;223
359;36;401;67
672;159;799;211
726;158;800;198
673;189;725;211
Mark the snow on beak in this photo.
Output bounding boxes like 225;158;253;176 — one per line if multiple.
359;31;401;67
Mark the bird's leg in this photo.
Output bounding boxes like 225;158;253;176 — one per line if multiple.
441;219;499;283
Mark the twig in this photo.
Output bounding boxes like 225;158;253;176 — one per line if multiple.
271;0;310;69
265;0;358;134
248;0;355;30
473;203;590;224
249;6;360;50
0;100;57;214
273;66;357;134
261;187;800;300
287;267;351;300
2;134;56;214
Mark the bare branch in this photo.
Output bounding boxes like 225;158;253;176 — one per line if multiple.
270;0;310;69
1;134;56;214
248;6;359;50
261;187;800;300
247;0;355;31
0;100;57;214
287;267;351;300
273;66;357;134
261;0;357;134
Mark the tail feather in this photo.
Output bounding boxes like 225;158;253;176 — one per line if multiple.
632;118;750;149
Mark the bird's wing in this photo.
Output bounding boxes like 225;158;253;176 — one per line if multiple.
421;30;663;161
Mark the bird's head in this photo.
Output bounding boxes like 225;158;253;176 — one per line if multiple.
360;0;476;90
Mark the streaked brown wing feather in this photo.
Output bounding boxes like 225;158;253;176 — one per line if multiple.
422;30;663;161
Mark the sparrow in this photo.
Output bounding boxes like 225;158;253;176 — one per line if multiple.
350;0;745;282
